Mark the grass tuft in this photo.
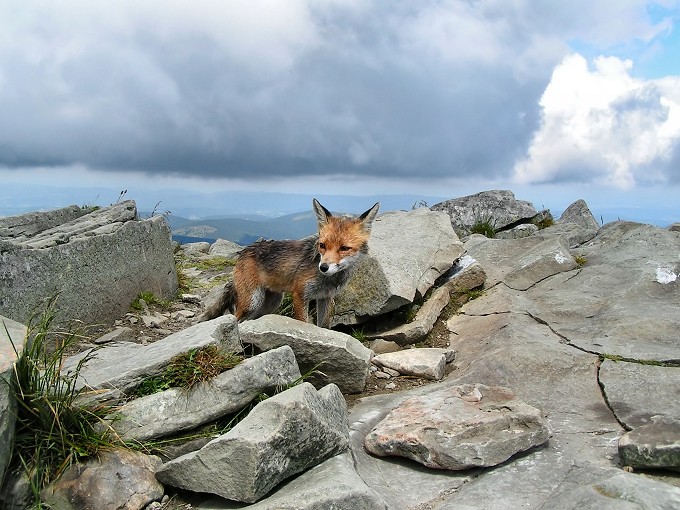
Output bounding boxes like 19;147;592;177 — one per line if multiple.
5;297;119;506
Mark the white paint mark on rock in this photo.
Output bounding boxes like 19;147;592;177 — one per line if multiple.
655;267;677;284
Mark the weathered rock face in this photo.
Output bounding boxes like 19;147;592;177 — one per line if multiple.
239;314;372;394
41;449;163;510
0;316;27;489
155;383;349;503
431;189;539;237
0;200;177;326
618;417;680;471
332;207;464;325
364;384;550;470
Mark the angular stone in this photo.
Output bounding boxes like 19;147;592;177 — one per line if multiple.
208;238;242;258
63;315;240;400
364;384;550;470
239;315;371;394
93;326;134;344
110;345;301;441
559;198;600;230
371;348;453;380
431;190;538;237
41;449;163;510
156;383;349;503
333;207;464;324
504;237;577;291
0;316;27;489
619;417;680;470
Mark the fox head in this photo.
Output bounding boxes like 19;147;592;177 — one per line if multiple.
312;198;380;276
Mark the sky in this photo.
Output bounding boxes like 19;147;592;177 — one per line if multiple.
1;1;679;225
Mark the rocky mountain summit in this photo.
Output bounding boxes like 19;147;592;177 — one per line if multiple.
1;190;679;509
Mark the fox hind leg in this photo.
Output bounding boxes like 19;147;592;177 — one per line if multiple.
238;287;283;321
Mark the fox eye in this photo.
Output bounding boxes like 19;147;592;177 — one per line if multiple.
340;245;351;252
319;242;326;249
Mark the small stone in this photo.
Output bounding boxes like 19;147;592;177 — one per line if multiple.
385;382;397;390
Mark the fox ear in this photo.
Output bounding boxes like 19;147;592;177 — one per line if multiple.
313;198;332;227
359;202;380;230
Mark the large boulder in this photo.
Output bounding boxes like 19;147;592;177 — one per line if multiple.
155;383;349;504
332;207;464;325
431;189;538;237
0;200;177;327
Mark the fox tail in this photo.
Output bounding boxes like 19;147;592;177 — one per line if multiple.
198;280;236;322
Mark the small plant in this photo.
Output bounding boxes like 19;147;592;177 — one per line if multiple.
470;212;497;238
532;212;555;230
130;291;170;311
6;298;119;506
132;345;243;397
465;288;484;300
350;328;368;342
574;254;587;267
275;293;295;318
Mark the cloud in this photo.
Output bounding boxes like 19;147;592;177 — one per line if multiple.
0;1;678;187
513;53;680;189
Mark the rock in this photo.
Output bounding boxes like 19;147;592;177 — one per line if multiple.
0;204;87;240
41;449;163;510
669;222;680;232
537;198;600;248
198;453;388;510
619;417;680;471
155;383;349;503
109;345;301;441
332;207;464;325
543;471;680;509
364;384;550;470
559;198;600;230
494;223;539;239
93;326;134;344
371;348;453;380
62;315;241;401
368;285;452;346
441;254;487;293
368;339;401;354
431;190;538;237
208;238;242;258
239;315;372;394
181;241;211;256
0;316;26;489
503;237;577;291
599;360;680;428
0;200;177;327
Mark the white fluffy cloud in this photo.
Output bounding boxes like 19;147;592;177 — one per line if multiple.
514;53;680;188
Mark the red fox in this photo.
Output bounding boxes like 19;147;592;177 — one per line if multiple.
200;199;380;327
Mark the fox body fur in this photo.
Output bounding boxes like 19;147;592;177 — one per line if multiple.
200;199;379;327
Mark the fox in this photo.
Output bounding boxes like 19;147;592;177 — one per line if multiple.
199;198;380;328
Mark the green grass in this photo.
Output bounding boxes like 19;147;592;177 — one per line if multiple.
470;216;496;238
465;288;485;300
5;297;120;507
130;291;170;311
132;345;243;397
192;256;237;271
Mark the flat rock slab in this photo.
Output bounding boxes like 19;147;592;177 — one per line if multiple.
372;348;454;380
619;417;680;470
599;359;680;428
156;383;349;504
63;315;240;399
364;383;550;470
239;314;371;394
109;345;301;441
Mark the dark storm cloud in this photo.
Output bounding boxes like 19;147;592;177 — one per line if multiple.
0;1;676;185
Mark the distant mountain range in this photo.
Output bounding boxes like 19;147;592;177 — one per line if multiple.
167;210;319;245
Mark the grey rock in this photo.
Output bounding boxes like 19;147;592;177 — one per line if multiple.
559;198;600;230
504;237;577;290
371;348;453;380
181;241;211;256
0;204;87;240
110;345;301;441
669;222;680;232
239;315;371;394
431;190;538;237
0;201;177;327
619;417;680;470
441;255;487;293
41;449;163;510
0;316;27;489
156;383;349;504
364;384;550;470
208;238;242;258
599;360;680;428
93;326;134;344
494;223;539;239
63;315;240;400
197;453;388;510
332;207;464;325
368;339;401;354
541;471;680;509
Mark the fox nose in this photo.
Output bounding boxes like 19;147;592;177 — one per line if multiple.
319;262;329;273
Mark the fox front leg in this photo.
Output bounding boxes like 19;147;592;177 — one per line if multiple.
315;298;333;328
291;291;310;323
